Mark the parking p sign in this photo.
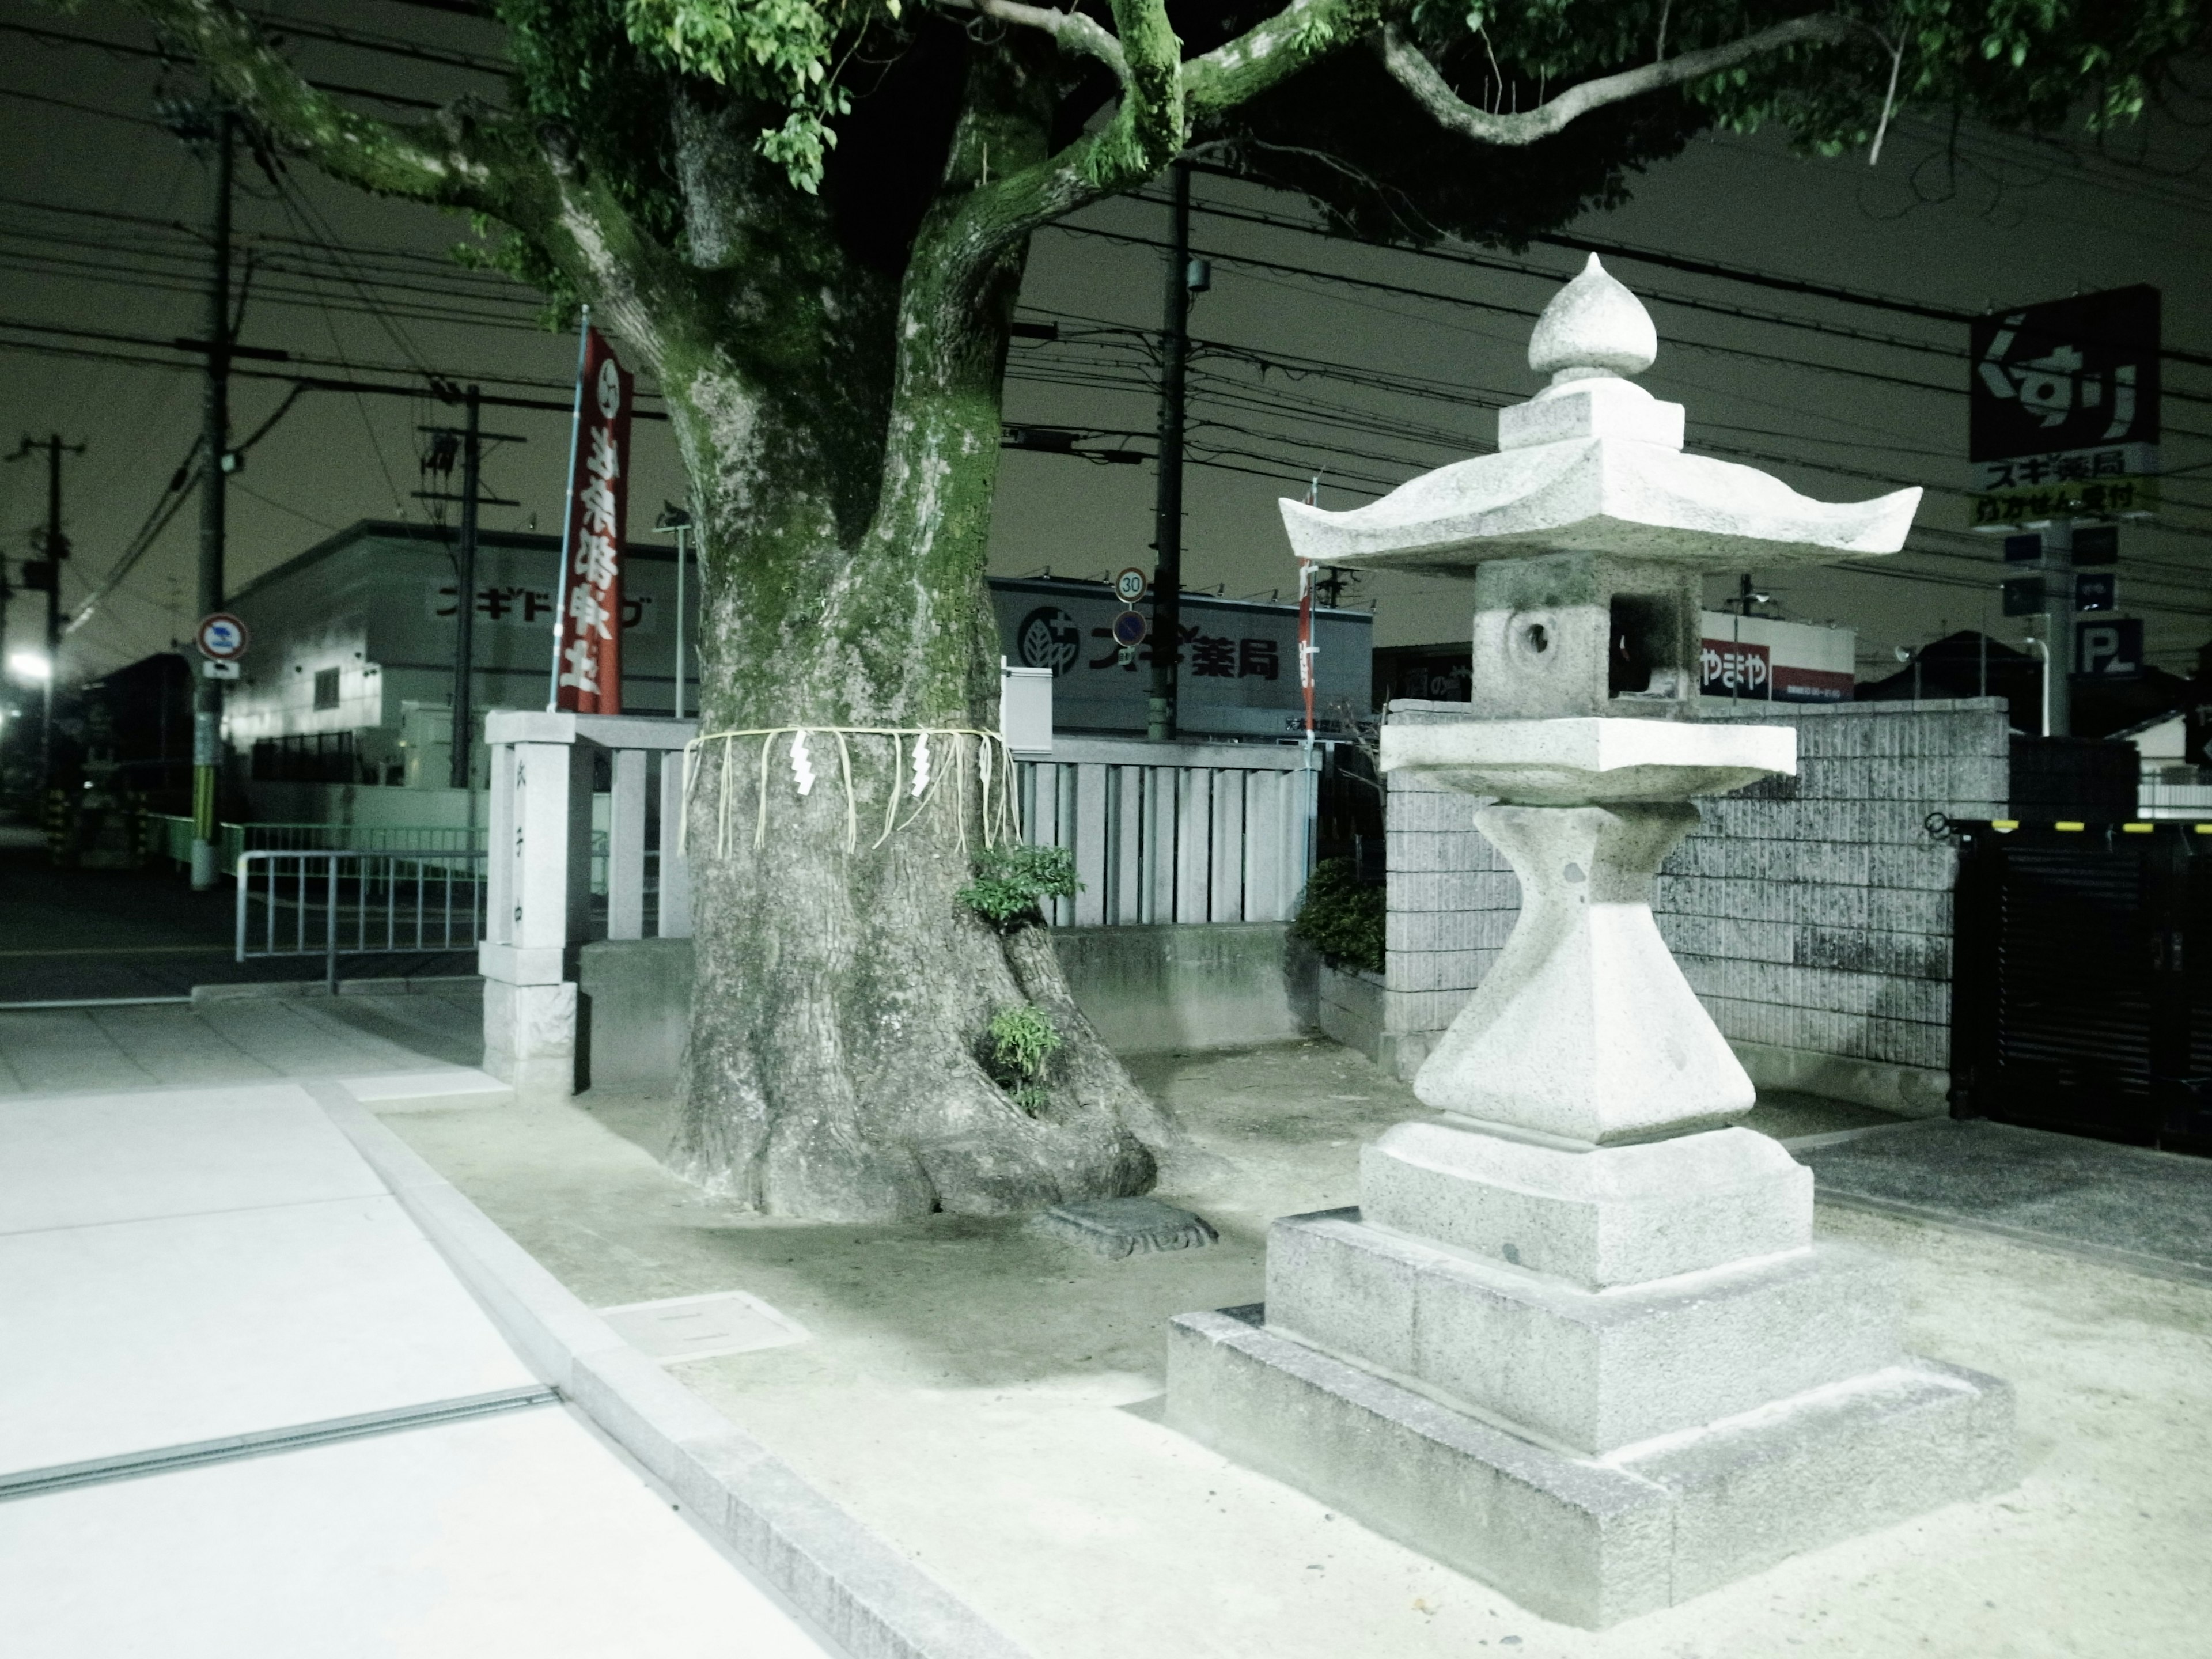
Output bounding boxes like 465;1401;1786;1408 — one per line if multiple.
2074;618;2143;681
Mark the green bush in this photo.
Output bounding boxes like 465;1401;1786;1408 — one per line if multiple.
957;844;1081;930
1291;857;1385;975
987;1004;1062;1114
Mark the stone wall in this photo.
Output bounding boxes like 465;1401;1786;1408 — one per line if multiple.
577;924;1320;1093
1380;698;2012;1115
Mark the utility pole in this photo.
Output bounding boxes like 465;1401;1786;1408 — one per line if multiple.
5;434;82;789
2040;519;2073;738
190;108;236;891
416;391;521;787
652;502;693;721
1149;160;1195;743
451;386;481;788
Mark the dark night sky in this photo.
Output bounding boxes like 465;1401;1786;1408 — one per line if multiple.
4;0;2210;690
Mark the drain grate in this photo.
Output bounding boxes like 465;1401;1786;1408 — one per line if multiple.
597;1289;810;1363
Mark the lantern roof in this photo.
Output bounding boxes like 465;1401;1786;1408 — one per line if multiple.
1279;254;1920;574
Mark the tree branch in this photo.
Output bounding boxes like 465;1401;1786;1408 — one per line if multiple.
954;0;1381;262
1374;13;1858;146
937;0;1127;81
1182;0;1385;129
112;0;512;206
111;0;712;375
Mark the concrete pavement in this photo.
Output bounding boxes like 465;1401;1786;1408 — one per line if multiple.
0;986;488;1096
0;1049;837;1655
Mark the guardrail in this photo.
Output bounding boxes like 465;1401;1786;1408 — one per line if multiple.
235;848;491;993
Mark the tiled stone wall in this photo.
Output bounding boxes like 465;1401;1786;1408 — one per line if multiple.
1380;698;2012;1113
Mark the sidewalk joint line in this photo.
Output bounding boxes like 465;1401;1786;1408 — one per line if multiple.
0;1385;560;1503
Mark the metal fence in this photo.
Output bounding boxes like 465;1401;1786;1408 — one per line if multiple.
160;815;625;893
235;849;490;991
1016;736;1320;927
152;816;487;867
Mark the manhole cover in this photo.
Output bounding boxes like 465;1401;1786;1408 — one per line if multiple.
596;1290;810;1363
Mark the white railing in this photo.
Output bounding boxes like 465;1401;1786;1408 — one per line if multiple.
479;711;696;1096
236;848;489;992
1018;736;1320;926
2137;779;2212;820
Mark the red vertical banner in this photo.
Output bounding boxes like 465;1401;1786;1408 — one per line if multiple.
554;329;634;713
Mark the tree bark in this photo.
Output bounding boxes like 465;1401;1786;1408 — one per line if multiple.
662;59;1188;1219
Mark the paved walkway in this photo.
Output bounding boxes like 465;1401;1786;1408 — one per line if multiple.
0;989;486;1096
0;1042;835;1655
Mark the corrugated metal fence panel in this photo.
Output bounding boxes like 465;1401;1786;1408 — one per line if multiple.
1146;767;1176;924
1112;770;1143;924
1072;763;1109;927
1014;740;1320;928
1992;843;2157;1112
1210;774;1245;923
1952;821;2207;1145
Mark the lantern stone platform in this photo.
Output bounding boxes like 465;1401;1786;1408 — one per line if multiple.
1165;258;2015;1628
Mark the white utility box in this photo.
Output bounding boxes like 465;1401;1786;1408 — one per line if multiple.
999;658;1053;756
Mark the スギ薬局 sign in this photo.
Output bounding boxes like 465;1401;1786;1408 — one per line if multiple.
1968;286;2160;528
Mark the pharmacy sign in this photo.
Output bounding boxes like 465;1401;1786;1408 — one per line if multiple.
1969;285;2159;528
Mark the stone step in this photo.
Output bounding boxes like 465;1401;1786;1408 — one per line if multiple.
1362;1119;1812;1290
1166;1304;2016;1630
1264;1208;1901;1455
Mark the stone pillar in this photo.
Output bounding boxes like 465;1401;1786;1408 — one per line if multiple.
1412;801;1744;1141
478;723;593;1097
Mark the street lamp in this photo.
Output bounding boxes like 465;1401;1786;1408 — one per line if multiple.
6;650;54;790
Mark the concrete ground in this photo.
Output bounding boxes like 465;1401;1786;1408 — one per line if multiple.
380;1040;2212;1659
0;983;484;1094
0;1063;835;1658
1799;1117;2212;1282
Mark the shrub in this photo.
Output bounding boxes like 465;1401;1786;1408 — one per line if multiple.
987;1004;1062;1114
1291;857;1385;975
957;843;1081;930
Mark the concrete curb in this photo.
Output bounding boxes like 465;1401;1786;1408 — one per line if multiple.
308;1085;1029;1659
191;975;483;1003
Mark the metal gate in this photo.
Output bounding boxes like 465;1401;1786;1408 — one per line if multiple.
1948;818;2212;1148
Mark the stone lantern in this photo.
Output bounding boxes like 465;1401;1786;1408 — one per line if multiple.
1166;257;2014;1628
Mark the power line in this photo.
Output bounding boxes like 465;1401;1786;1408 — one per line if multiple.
1050;221;2212;418
0;317;635;406
241;8;507;75
0;86;168;131
1181;165;2212;374
0;21;449;111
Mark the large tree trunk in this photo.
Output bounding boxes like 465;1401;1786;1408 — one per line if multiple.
659;62;1188;1219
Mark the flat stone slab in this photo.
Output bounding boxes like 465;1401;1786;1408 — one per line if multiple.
1166;1306;2016;1629
1029;1197;1218;1259
1362;1121;1812;1289
1379;717;1797;806
1266;1210;1900;1455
